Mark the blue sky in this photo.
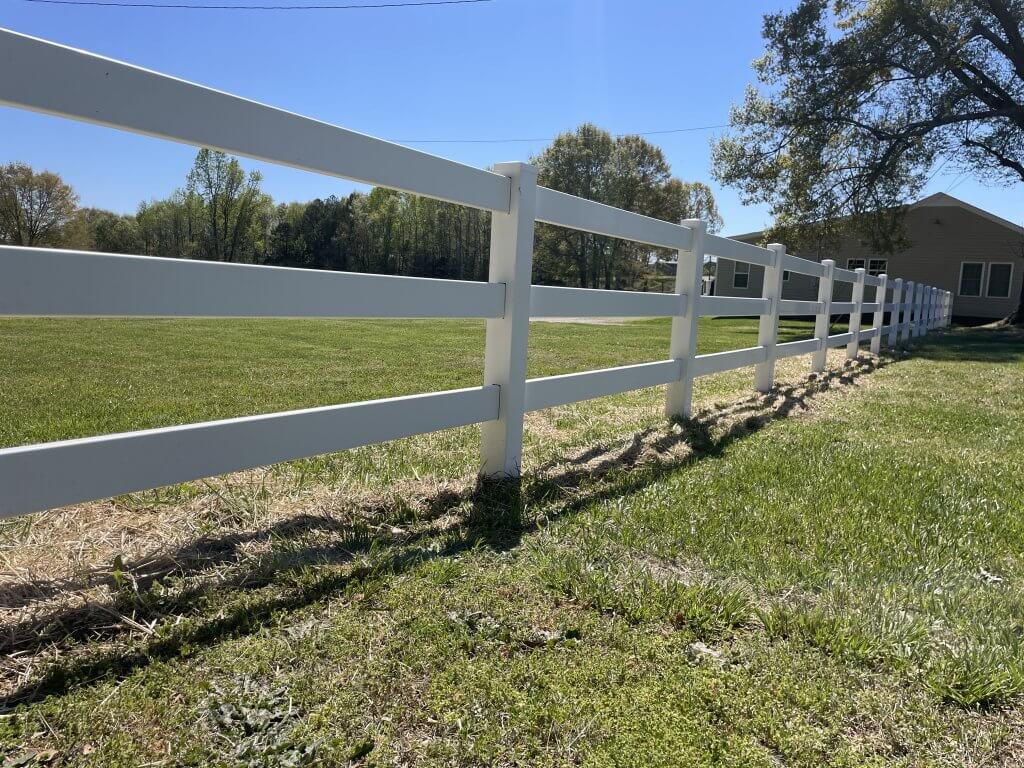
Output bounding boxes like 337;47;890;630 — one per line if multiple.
1;0;1020;236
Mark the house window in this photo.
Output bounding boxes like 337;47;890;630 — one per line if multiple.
986;263;1013;298
733;261;750;289
959;262;984;297
783;270;791;282
847;258;887;276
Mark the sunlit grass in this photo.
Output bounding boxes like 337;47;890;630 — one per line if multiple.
2;323;1022;766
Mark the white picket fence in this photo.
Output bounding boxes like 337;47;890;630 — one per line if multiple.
0;29;952;519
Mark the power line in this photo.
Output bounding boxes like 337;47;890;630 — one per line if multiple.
22;0;491;10
945;172;969;193
393;124;729;145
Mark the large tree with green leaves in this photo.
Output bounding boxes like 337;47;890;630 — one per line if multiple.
0;162;79;247
533;124;722;288
186;149;272;264
712;0;1024;319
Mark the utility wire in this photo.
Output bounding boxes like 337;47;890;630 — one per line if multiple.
22;0;492;10
393;124;729;145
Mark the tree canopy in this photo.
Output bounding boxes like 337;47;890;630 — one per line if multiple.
533;124;722;288
3;129;721;290
0;162;79;247
712;0;1023;258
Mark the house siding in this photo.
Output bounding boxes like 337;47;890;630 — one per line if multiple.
715;204;1023;319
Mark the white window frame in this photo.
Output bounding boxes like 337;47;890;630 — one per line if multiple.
783;269;791;282
985;262;1014;299
958;261;985;297
847;258;866;271
867;258;888;277
733;261;750;290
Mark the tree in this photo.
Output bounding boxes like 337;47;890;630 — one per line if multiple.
712;0;1024;320
78;208;142;254
532;124;722;288
186;149;271;263
0;162;79;247
661;179;724;233
136;192;199;261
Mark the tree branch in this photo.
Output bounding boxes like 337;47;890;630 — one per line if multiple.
964;135;1024;181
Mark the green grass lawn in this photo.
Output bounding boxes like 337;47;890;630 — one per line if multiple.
0;316;814;446
2;320;1023;767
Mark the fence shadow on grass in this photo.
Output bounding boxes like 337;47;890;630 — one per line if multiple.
0;355;884;711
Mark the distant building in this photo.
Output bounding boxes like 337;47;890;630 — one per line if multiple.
715;193;1023;321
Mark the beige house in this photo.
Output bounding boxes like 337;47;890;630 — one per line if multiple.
716;193;1023;320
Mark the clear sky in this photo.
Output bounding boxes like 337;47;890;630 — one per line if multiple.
1;0;1021;236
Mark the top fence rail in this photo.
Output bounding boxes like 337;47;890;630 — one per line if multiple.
0;29;952;521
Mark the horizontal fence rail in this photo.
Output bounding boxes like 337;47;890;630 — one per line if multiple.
0;30;952;519
535;187;692;251
0;388;499;518
0;246;506;319
778;300;824;316
698;296;771;317
530;285;685;318
781;253;828;278
703;234;775;268
525;360;682;412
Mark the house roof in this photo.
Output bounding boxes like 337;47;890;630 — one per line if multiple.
726;191;1024;241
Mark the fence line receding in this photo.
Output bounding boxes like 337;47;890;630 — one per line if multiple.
0;29;953;518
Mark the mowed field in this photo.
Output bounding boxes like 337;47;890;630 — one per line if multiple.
1;317;1023;767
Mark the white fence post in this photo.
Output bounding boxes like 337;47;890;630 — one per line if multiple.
924;286;932;333
666;219;705;419
899;280;913;344
812;259;835;373
480;162;537;478
754;243;786;392
915;283;925;338
910;282;921;340
871;273;888;356
925;284;933;335
946;290;953;327
846;267;866;359
887;278;902;348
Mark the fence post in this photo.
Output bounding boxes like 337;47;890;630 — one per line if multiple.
925;286;932;333
911;282;921;339
666;219;705;419
925;282;933;335
887;278;902;348
871;273;888;356
812;259;835;373
754;243;786;392
946;290;953;327
900;280;913;344
480;162;537;478
846;267;866;359
914;283;925;338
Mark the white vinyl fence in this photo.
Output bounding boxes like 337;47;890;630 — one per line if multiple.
0;29;952;519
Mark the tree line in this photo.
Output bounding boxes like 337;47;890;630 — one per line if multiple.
0;124;721;289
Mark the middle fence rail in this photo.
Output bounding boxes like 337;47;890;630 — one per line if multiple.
0;28;953;519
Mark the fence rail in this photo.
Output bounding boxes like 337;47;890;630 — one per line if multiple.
0;29;952;519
